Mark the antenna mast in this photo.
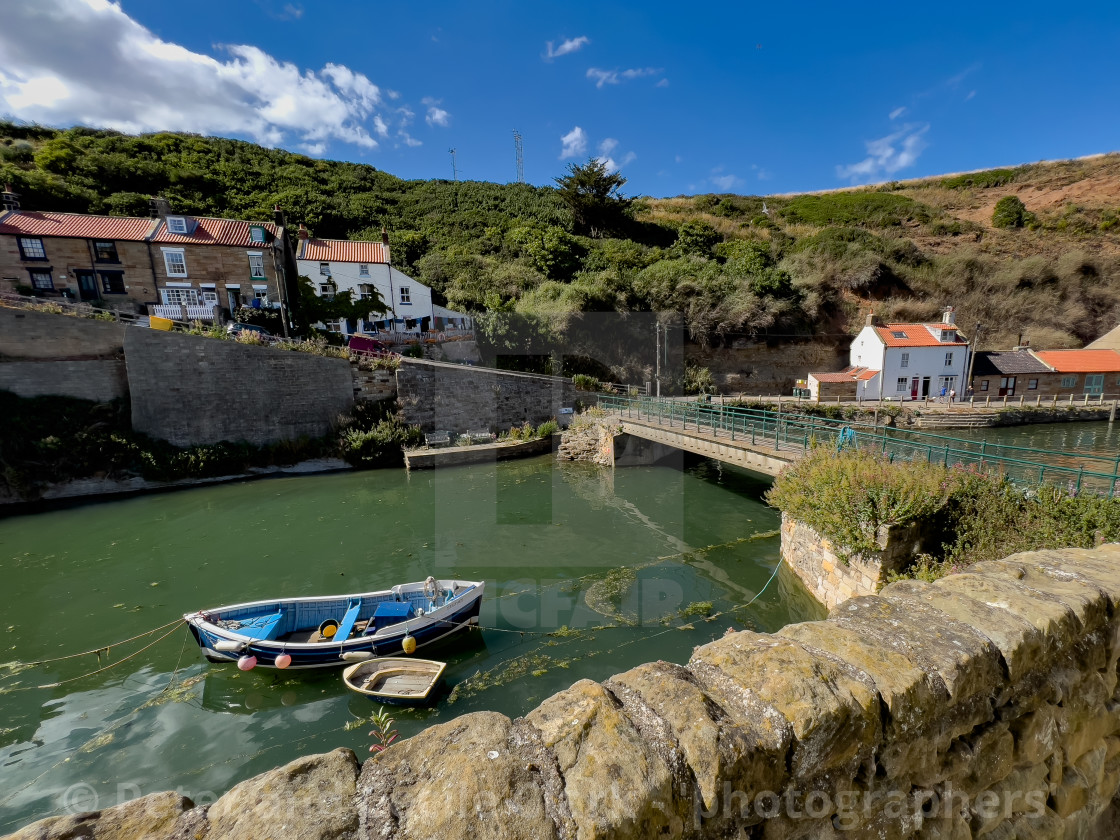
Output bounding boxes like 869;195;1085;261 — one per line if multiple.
449;148;458;181
513;130;524;183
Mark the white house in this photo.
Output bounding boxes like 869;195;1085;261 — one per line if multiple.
295;226;472;338
808;307;970;401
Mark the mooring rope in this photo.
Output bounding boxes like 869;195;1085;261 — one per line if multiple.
0;617;186;671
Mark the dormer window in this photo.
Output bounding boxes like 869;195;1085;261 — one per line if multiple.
942;330;956;342
249;225;267;244
319;262;331;276
891;330;908;339
166;216;188;234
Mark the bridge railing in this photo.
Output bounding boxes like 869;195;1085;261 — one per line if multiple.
598;394;1120;497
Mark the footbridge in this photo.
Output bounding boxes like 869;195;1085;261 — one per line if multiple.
598;394;1120;496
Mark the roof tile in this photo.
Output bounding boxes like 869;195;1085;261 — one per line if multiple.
875;323;968;348
0;211;156;241
298;238;386;264
1032;349;1120;373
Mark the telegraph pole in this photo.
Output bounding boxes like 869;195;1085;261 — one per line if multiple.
655;321;661;398
965;322;984;396
513;131;524;183
449;148;458;181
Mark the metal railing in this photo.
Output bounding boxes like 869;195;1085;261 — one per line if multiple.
598;394;1120;497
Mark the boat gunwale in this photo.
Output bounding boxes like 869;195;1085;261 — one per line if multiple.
342;657;447;701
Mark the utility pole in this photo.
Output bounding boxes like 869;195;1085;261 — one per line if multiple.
449;148;458;181
965;322;984;396
513;130;524;183
655;321;661;398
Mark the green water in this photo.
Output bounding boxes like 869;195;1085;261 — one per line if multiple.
0;456;814;831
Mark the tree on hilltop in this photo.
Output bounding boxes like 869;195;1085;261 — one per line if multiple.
554;158;633;238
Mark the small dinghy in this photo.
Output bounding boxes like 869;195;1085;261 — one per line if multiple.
184;577;483;670
342;657;447;705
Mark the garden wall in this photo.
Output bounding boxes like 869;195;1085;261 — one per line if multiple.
12;543;1120;839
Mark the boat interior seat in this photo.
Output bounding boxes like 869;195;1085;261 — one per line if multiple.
335;599;362;641
238;610;284;641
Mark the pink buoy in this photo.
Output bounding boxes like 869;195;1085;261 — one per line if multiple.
274;653;292;669
237;655;257;671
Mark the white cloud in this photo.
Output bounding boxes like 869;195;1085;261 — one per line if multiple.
597;150;636;173
586;66;663;88
656;78;669;88
710;173;741;191
598;138;618;156
836;123;930;183
545;36;589;60
425;106;450;127
0;0;422;154
399;132;422;148
559;126;588;159
889;106;906;120
965;90;976;101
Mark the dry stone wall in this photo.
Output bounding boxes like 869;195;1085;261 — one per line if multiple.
11;544;1120;839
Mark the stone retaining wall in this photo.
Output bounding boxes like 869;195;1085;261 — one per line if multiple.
0;359;127;402
13;544;1120;839
779;514;938;610
396;359;580;434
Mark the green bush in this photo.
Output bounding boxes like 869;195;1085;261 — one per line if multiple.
780;192;932;227
339;417;422;468
991;196;1035;229
536;420;559;437
941;168;1022;190
683;364;714;395
572;374;601;391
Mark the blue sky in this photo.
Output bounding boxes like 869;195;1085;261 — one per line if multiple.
1;0;1118;197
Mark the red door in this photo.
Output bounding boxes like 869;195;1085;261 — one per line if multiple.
910;377;919;399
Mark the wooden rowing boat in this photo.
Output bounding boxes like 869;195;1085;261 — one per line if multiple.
342;657;447;705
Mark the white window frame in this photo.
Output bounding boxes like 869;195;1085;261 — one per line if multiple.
900;352;909;369
896;377;908;391
944;351;954;367
28;269;53;289
18;237;46;260
359;263;370;277
160;287;202;306
319;262;331;276
165;216;188;234
247;252;266;278
358;283;375;301
399;286;411;305
162;247;187;278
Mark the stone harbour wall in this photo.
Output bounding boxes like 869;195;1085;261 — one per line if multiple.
0;359;127;402
556;416;618;466
11;544;1120;839
396;358;580;434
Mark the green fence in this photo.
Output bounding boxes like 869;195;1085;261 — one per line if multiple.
598;394;1120;498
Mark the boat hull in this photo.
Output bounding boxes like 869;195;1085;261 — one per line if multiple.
185;580;483;670
342;658;447;705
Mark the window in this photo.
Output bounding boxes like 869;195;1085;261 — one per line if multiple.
900;352;909;368
399;286;411;305
99;271;125;294
1027;379;1038;390
896;377;908;391
28;269;53;289
247;252;265;278
324;320;342;333
160;288;201;306
93;241;119;263
319;262;331;276
17;237;46;260
254;288;269;302
1085;374;1104;395
891;330;908;339
358;284;375;300
319;282;334;299
980;380;989;391
162;248;187;277
944;352;954;367
249;225;267;244
942;330;956;342
359;264;370;277
1061;375;1077;388
165;216;188;234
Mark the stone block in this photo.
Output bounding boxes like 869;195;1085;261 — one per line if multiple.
1;792;196;840
950;721;1015;793
1010;705;1060;768
208;747;359;840
524;680;679;840
689;630;880;787
360;712;557;840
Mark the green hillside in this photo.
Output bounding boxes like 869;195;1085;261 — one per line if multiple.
3;122;1120;366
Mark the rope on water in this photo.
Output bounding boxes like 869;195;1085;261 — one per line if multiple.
36;621;186;689
1;617;186;670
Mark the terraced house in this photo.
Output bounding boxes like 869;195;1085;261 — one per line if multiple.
0;190;297;327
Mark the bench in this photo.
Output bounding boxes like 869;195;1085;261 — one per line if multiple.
425;430;451;448
237;610;284;641
467;429;492;444
335;599;363;641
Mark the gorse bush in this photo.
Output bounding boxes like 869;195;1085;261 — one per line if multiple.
991;195;1035;229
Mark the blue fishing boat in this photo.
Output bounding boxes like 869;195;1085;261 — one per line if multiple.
184;577;483;670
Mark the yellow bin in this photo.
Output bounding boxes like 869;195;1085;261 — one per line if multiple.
149;315;174;331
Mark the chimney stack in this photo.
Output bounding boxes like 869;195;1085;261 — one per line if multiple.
942;305;956;326
298;223;309;241
2;184;21;212
148;196;172;218
381;227;390;262
273;204;286;227
865;311;881;327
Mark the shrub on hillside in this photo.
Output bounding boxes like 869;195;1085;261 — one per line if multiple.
991;195;1035;229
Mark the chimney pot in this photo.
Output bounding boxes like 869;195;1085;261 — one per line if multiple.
942;305;956;325
297;223;308;241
